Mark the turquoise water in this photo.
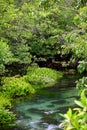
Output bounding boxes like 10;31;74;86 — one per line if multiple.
13;75;78;130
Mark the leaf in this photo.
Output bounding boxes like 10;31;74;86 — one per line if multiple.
67;108;72;119
81;90;87;106
75;100;84;108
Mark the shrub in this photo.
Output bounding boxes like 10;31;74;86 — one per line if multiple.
0;108;15;129
1;77;35;97
0;76;36;129
0;41;13;74
60;90;87;130
23;67;63;89
76;77;87;94
0;93;11;108
77;61;87;73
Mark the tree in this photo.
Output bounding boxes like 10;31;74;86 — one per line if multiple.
0;41;13;74
0;0;32;74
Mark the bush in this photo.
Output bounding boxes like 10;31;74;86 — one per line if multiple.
0;76;36;129
77;61;87;73
60;90;87;130
0;41;13;74
23;67;63;89
1;77;35;97
76;77;87;94
0;93;11;108
0;108;15;129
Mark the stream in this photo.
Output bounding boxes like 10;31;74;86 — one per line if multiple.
13;75;79;130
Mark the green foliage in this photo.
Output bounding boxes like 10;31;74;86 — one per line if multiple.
0;93;11;108
75;90;87;108
76;77;87;94
1;1;87;129
60;90;87;130
0;41;13;73
72;0;87;8
74;6;87;29
11;43;32;64
61;6;87;69
0;92;15;129
23;67;63;89
1;0;75;62
72;36;87;59
60;6;87;127
1;77;35;97
29;3;75;59
0;108;15;129
0;0;32;72
0;67;62;129
0;0;87;74
0;0;78;73
78;61;87;73
62;31;87;59
60;108;79;130
0;75;36;129
26;63;39;73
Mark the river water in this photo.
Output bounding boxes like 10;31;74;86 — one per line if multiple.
13;75;79;130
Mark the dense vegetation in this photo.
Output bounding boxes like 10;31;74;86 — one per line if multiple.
0;67;62;129
0;0;87;129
